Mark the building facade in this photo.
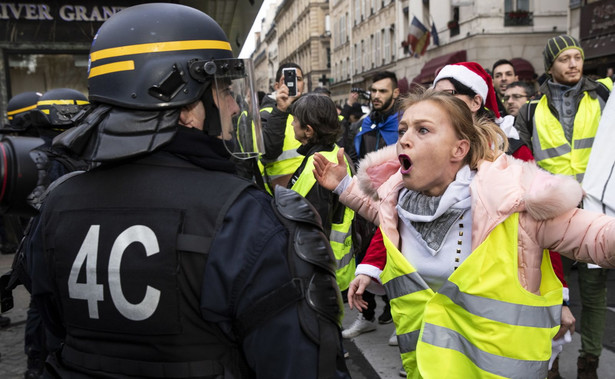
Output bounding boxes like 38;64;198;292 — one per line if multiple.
275;0;332;92
253;0;614;107
252;0;280;93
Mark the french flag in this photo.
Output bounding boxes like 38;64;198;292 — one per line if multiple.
409;16;430;57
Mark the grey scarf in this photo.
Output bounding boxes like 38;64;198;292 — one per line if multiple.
397;165;474;253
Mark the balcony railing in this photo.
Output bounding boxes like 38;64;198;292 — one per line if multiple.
504;10;533;26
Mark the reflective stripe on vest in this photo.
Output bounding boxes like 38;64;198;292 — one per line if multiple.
290;146;356;291
380;213;562;378
531;93;602;182
259;107;302;179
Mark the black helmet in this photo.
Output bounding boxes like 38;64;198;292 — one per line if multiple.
5;91;43;130
88;3;234;110
30;88;89;129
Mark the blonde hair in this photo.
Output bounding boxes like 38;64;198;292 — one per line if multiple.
399;89;507;169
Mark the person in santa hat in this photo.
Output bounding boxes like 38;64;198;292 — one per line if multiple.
431;61;533;161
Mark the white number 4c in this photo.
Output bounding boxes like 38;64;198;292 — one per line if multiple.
68;225;161;321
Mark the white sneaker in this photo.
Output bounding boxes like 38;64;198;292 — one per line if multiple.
342;313;376;338
388;329;398;346
399;367;407;377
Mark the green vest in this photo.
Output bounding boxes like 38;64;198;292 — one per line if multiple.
290;146;356;291
381;213;562;378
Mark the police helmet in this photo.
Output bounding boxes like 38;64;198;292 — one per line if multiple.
5;91;43;130
30;88;89;129
88;3;235;110
84;3;264;159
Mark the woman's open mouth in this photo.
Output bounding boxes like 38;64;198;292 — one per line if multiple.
399;154;412;174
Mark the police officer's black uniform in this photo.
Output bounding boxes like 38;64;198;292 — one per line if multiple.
26;4;349;379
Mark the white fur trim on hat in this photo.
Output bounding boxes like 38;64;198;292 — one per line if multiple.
434;64;488;105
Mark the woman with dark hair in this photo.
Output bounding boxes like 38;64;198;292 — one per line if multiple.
288;93;356;292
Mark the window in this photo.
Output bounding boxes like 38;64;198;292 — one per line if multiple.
375;30;381;67
340;14;346;45
384;29;391;64
345;12;350;42
354;44;359;74
7;53;88;96
335;62;339;82
325;14;331;35
449;6;460;37
346;58;350;79
361;39;365;71
370;34;375;68
505;0;529;12
504;0;532;26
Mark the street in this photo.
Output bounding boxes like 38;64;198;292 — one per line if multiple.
1;252;614;378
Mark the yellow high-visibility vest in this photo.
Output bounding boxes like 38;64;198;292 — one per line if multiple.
289;145;356;291
381;213;562;378
260;107;302;184
532;78;613;182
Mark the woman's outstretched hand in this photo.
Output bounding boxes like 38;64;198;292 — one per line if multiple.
347;274;372;311
313;147;348;191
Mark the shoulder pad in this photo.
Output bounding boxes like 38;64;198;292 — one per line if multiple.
274;186;323;228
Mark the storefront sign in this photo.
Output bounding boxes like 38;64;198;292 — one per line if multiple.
0;3;125;22
0;1;149;43
580;0;615;60
580;0;615;39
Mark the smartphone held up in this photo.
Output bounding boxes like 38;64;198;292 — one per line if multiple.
282;68;298;97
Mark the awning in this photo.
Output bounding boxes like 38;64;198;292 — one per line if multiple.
412;50;467;85
510;58;536;81
581;33;615;60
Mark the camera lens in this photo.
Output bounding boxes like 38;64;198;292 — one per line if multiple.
0;136;46;216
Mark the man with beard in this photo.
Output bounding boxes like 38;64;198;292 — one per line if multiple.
514;34;613;379
352;71;400;163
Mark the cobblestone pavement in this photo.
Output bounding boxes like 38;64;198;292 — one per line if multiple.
0;252;28;379
0;321;27;378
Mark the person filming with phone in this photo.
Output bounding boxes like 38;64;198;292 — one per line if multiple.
258;63;306;191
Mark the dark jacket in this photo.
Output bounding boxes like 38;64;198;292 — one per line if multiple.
29;126;349;378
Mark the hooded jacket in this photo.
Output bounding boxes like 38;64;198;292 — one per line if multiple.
341;145;615;293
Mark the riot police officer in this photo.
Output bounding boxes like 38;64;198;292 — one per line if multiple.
27;4;349;378
0;91;42;330
17;88;90;379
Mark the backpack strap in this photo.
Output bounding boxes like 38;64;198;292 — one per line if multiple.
595;82;610;104
525;98;541;140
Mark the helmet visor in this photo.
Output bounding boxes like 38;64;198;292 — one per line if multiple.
211;59;264;159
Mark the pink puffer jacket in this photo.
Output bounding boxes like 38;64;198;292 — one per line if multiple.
341;145;615;294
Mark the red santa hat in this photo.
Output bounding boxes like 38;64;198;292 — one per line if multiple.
433;62;501;119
